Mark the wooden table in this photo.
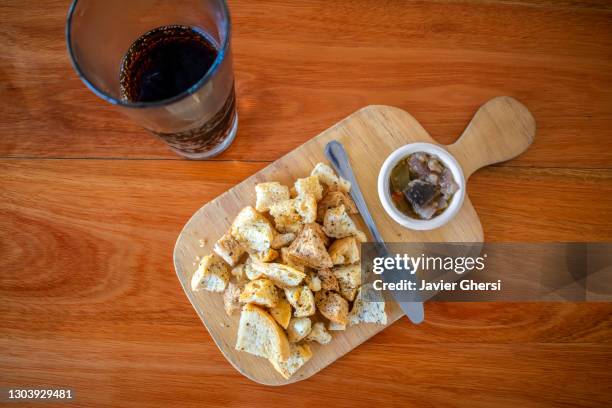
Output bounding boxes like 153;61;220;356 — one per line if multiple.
1;1;611;407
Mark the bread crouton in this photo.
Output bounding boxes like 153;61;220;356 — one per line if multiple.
354;230;368;242
284;286;316;317
244;258;263;280
255;182;290;212
269;194;317;233
311;163;351;193
223;281;242;316
250;248;279;263
328;236;360;265
239;278;279;308
333;264;361;301
305;322;332;345
230;206;275;253
304;270;321;292
271;232;296;249
213;233;246;266
339;286;357;302
235;304;290;362
315;290;349;325
280;247;306;272
294;193;317;224
191;253;230;292
317;268;339;291
269;199;302;234
294;175;323;201
286;223;333;269
269;343;312;379
323;205;360;239
316;191;358;222
231;264;247;283
250;260;305;288
309;221;331;246
269;293;292;329
328;321;346;331
286;317;312;342
349;287;387;326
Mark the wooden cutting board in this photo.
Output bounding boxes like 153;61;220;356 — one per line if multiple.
173;96;535;385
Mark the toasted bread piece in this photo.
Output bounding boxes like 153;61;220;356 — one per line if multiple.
255;182;290;212
284;286;316;317
239;278;279;308
317;268;340;291
287;317;312;342
309;221;331;246
191;254;230;293
269;343;312;379
236;304;290;362
339;287;358;302
332;264;361;289
269;293;292;329
269;199;302;234
250;260;305;288
349;287;387;326
354;230;367;242
223;281;243;316
311;162;351;193
271;232;296;249
213;233;246;267
305;322;332;345
230;206;275;253
244;257;263;280
323;205;361;239
304;270;322;292
231;263;247;283
294;193;317;224
315;290;349;325
333;264;361;301
250;248;279;263
328;321;346;331
328;236;360;265
280;247;306;272
316;191;358;222
287;223;333;269
270;194;318;233
294;175;323;201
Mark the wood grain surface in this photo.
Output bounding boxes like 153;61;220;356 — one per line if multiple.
1;0;611;407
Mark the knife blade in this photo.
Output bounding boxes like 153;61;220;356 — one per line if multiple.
324;140;424;324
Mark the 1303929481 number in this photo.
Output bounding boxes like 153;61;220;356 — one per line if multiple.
3;388;74;401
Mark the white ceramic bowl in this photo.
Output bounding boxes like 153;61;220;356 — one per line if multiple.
377;142;466;231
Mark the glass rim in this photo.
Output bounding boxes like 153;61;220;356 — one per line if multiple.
65;0;232;109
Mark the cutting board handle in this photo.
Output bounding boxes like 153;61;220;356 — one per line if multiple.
446;96;536;179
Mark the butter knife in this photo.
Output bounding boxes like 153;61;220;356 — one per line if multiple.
325;140;425;324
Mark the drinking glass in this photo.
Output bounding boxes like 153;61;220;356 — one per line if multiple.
66;0;237;159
